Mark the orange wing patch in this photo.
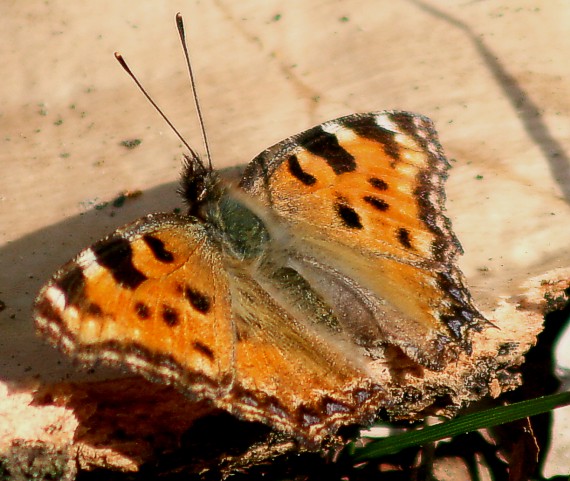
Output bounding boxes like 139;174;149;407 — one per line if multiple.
35;213;235;396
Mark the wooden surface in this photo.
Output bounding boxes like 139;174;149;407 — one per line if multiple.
1;0;569;476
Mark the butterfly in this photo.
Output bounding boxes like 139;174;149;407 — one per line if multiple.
34;107;489;445
34;11;488;448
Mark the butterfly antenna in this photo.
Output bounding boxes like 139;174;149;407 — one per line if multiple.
176;13;213;171
114;51;202;164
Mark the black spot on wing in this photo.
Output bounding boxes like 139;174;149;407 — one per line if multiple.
162;304;179;326
335;198;363;229
363;195;389;212
86;302;103;316
296;127;356;174
192;341;215;361
396;227;413;249
368;177;389;191
184;286;211;314
135;302;150;319
287;155;317;186
143;234;174;263
54;266;86;305
346;116;400;160
92;237;147;289
53;266;103;314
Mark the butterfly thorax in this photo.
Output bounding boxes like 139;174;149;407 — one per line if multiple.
180;154;270;261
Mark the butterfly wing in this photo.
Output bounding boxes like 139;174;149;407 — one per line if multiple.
35;214;383;442
240;111;487;369
34;211;383;442
219;268;384;442
34;213;235;398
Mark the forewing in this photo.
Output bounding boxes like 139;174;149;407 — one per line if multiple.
240;111;487;368
34;213;234;398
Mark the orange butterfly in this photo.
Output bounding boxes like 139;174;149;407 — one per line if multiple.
34;16;488;445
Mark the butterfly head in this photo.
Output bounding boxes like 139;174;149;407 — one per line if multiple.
179;152;224;218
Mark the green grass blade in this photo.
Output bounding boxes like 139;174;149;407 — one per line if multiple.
353;391;570;461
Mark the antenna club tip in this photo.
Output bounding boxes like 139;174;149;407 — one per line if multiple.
114;52;129;70
176;12;185;31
